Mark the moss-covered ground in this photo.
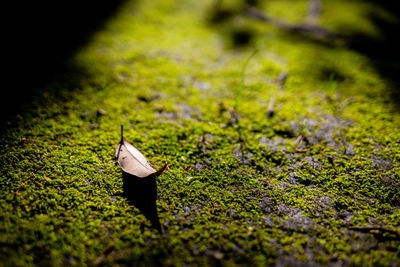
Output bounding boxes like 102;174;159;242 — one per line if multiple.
1;0;399;266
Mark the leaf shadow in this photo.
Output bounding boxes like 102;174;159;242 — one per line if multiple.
121;172;162;232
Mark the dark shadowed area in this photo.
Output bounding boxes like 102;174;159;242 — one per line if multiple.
122;172;161;232
351;0;400;106
2;0;126;123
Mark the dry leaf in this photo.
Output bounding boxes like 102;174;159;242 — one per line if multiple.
115;125;167;178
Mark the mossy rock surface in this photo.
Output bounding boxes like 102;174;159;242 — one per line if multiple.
1;0;399;266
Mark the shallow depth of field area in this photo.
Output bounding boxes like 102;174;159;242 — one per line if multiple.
1;0;399;266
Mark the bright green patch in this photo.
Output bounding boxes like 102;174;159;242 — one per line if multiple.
1;0;399;266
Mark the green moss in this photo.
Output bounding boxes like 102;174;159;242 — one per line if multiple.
1;0;400;266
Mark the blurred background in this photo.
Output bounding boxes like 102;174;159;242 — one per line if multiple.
2;0;400;120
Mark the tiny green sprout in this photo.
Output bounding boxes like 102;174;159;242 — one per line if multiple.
234;47;260;110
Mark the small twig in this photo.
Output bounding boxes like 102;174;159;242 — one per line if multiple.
294;135;303;146
234;48;260;110
349;226;400;239
339;97;356;109
277;71;288;89
307;0;321;25
245;7;346;41
116;124;123;160
295;134;309;146
245;7;270;22
94;242;114;265
266;96;276;118
230;109;240;126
